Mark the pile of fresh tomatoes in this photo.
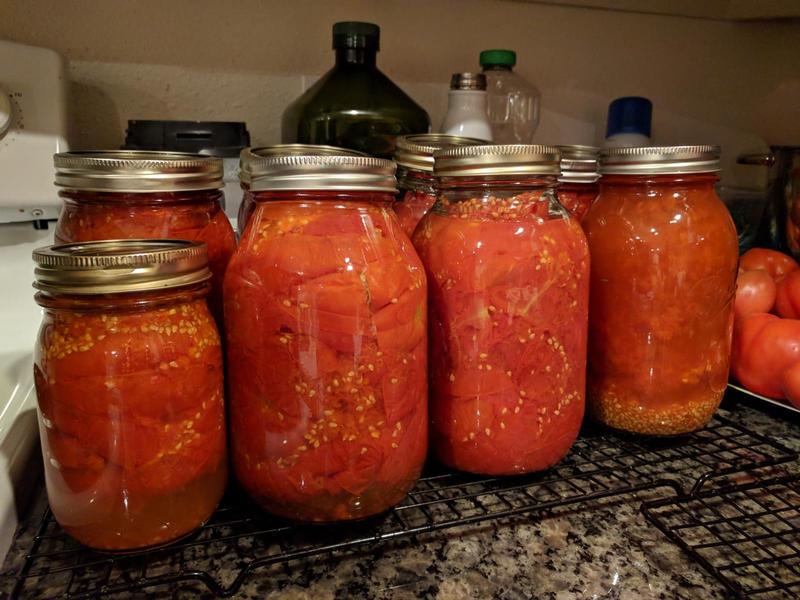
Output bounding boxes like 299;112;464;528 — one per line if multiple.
732;248;800;409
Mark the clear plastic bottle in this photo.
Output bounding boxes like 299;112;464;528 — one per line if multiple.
480;50;541;143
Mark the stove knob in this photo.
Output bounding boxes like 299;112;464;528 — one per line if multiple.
0;89;13;136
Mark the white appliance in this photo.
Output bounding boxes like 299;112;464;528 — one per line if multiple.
0;40;68;560
0;39;68;222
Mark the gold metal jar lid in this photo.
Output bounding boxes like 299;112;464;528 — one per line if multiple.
557;145;600;184
434;144;561;177
247;154;397;193
599;145;721;175
33;240;211;295
54;150;224;193
395;134;488;173
239;144;366;186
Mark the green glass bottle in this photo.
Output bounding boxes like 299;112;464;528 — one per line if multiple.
281;22;431;158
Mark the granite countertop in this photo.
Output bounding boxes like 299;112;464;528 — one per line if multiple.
2;397;798;599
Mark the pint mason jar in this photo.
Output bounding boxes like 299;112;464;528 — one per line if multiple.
225;153;428;521
33;240;227;550
583;146;739;435
414;145;589;475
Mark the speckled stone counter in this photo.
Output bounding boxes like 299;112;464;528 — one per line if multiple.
2;397;797;599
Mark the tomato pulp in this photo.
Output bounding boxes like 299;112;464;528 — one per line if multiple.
224;192;428;521
55;190;236;326
34;287;227;550
556;182;599;222
414;189;589;475
394;188;436;238
583;173;739;435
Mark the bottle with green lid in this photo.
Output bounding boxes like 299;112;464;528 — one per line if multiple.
480;49;541;143
281;22;431;158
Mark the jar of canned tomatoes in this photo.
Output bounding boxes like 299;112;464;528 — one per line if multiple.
225;153;428;521
414;145;589;475
32;240;227;550
53;151;236;326
393;134;486;236
583;146;738;435
237;145;367;235
556;145;599;222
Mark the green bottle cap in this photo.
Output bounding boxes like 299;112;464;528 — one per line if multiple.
479;49;516;67
333;22;380;50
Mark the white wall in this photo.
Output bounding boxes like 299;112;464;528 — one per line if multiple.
2;0;799;185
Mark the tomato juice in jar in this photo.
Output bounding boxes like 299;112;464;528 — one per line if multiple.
393;134;486;237
556;145;600;222
583;146;739;435
53;151;236;326
32;240;227;550
237;145;368;236
414;145;589;475
224;154;428;521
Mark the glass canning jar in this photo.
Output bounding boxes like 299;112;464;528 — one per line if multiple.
224;154;428;522
393;133;486;237
53;151;236;326
237;145;366;236
556;145;600;222
583;146;739;435
32;240;227;550
413;145;589;475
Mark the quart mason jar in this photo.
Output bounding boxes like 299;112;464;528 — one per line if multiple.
32;240;227;550
393;133;486;237
53;151;236;326
413;145;589;475
556;145;600;222
583;146;739;435
237;144;366;236
224;154;428;521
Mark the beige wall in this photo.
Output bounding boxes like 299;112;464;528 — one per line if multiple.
2;0;799;184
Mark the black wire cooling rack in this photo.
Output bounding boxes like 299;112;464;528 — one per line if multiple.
643;474;800;599
3;414;796;599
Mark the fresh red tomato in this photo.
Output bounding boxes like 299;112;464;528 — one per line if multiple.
739;248;799;280
780;361;800;409
731;312;800;398
774;269;800;319
734;269;777;319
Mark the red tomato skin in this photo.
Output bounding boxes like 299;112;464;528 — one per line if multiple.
734;270;777;319
774;270;800;319
732;312;800;398
780;361;800;409
739;248;799;280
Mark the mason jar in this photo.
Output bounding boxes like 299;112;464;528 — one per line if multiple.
225;153;428;521
414;145;589;475
53;151;236;326
32;240;227;550
583;146;739;435
393;133;486;237
237;144;367;236
556;145;600;222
